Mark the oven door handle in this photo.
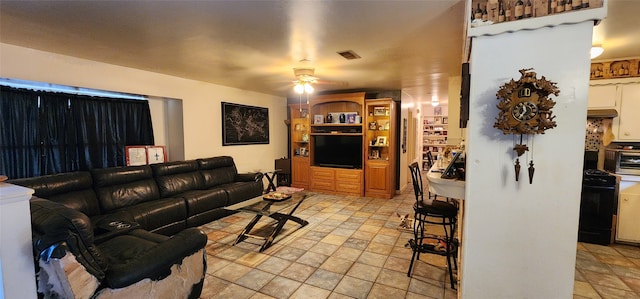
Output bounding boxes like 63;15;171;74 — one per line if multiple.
582;185;615;190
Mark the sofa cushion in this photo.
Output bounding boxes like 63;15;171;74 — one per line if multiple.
178;189;229;216
9;172;102;216
197;156;237;188
91;166;160;212
151;160;204;198
113;197;187;234
218;182;263;205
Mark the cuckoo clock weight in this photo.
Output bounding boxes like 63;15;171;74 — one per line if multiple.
494;68;560;184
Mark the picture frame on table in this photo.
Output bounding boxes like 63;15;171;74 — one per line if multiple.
314;115;324;124
376;136;387;146
126;146;148;166
147;146;167;164
125;145;167;166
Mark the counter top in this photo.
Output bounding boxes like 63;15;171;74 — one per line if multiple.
426;165;466;200
617;174;640;182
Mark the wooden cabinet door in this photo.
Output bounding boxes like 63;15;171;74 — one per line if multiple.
365;162;390;196
618;84;640;140
617;191;640;243
588;85;618;108
291;157;309;188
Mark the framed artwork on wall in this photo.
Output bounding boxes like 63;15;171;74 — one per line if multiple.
222;102;269;146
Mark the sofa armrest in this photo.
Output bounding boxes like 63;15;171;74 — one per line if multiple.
236;172;263;182
30;198;106;279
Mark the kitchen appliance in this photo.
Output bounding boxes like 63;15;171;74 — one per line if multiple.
604;149;640;175
578;169;619;245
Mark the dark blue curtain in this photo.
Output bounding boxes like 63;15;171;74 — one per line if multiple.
0;87;40;178
39;92;79;174
72;95;155;170
0;86;154;179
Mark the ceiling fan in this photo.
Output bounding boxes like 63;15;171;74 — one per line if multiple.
292;67;347;94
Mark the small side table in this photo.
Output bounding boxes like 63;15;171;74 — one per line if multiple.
263;169;281;193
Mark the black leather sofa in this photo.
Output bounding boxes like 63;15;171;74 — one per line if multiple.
10;156;264;298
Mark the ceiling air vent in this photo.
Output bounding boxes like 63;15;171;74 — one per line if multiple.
337;50;361;60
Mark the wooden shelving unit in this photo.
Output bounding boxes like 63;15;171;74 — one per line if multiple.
364;99;396;199
288;92;397;198
422;105;448;170
289;103;310;189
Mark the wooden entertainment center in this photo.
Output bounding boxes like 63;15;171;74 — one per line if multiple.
289;92;396;199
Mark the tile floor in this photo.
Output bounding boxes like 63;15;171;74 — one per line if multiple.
197;190;640;299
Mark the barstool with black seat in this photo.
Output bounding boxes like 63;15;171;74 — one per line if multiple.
407;162;459;289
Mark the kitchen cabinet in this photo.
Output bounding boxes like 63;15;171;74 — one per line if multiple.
617;181;640;244
589;79;640;142
587;85;618;108
618;84;640;140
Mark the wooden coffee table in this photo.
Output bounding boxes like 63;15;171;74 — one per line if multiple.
226;192;309;252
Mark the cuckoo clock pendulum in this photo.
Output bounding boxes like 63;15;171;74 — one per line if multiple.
494;68;560;184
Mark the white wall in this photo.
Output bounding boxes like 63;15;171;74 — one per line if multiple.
462;22;593;298
0;43;288;173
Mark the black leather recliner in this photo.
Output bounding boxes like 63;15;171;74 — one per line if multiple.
30;198;208;298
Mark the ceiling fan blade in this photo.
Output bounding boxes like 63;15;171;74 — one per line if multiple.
315;79;348;86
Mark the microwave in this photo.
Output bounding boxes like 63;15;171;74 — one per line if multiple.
604;149;640;175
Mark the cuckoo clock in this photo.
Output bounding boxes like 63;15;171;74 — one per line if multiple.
494;68;560;184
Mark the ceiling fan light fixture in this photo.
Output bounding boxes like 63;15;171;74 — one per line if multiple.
304;83;314;93
591;46;604;59
294;82;304;94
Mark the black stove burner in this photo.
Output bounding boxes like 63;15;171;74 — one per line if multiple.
583;169;616;187
584;169;611;176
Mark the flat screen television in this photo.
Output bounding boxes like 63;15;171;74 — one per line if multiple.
313;135;362;169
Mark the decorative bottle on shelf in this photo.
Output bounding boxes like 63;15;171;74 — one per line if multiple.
474;2;483;20
498;1;506;23
550;0;557;14
581;0;589;9
557;0;565;13
482;4;488;21
564;0;572;12
505;1;512;21
514;0;524;19
524;0;532;18
572;0;582;10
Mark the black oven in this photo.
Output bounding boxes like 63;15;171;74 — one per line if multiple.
578;169;618;245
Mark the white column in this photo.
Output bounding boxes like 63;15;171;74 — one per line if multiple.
0;183;37;299
461;21;594;298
